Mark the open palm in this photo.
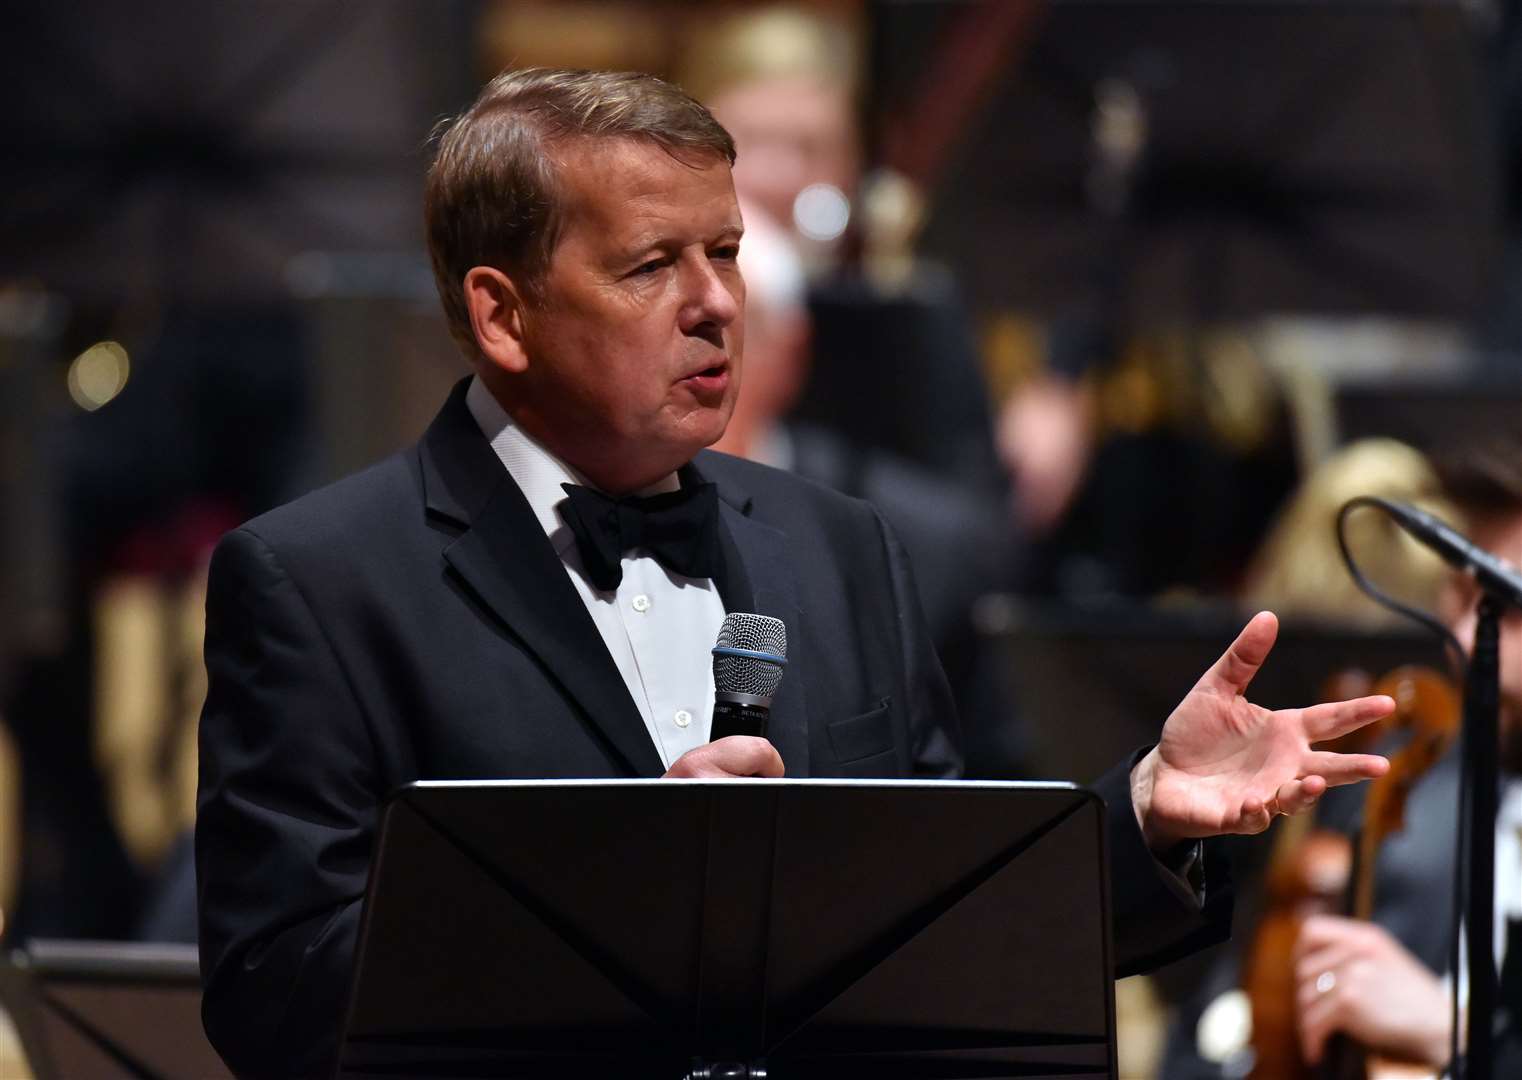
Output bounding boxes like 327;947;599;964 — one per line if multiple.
1133;611;1393;850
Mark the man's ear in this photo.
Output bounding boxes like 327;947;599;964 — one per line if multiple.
463;266;531;375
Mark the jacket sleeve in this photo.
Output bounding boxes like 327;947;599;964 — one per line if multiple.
196;526;381;1078
874;500;1231;972
1091;751;1233;976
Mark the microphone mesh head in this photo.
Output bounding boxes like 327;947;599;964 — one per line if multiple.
712;612;787;700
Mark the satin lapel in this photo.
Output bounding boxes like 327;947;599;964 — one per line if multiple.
422;383;664;778
701;463;811;779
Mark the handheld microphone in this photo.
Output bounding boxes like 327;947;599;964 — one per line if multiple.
1364;497;1522;610
710;612;787;740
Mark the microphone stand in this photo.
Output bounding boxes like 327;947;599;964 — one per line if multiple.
1334;495;1522;1076
1462;593;1503;1079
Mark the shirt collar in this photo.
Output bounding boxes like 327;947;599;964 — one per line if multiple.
465;375;681;554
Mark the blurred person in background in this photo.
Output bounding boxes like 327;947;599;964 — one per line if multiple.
680;3;1009;501
1160;430;1522;1078
679;4;860;273
2;309;311;945
998;320;1300;602
1239;439;1456;628
1287;437;1522;1076
0;0;457;949
717;203;1021;773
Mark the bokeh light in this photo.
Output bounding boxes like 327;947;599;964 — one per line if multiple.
66;341;130;412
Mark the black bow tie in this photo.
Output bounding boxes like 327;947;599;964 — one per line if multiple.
559;481;723;592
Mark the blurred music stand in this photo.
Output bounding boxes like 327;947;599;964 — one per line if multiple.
978;599;1446;785
893;0;1501;325
0;940;229;1080
0;1;473;305
1334;371;1522;453
339;779;1120;1079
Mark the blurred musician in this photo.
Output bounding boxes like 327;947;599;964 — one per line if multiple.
1163;432;1522;1077
1289;437;1522;1074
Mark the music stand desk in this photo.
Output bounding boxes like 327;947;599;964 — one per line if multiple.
0;939;229;1080
340;778;1118;1079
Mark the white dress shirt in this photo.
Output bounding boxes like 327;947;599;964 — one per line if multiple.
1439;777;1522;1053
466;376;727;770
1494;779;1522;960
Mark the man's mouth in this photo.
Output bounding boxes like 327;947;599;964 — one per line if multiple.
678;360;730;399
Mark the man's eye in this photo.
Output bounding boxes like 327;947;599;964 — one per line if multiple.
711;245;740;261
632;258;666;276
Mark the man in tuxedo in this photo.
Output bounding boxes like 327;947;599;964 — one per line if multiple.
196;68;1393;1078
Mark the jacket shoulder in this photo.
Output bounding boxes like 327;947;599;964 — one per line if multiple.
229;448;421;560
695;448;878;524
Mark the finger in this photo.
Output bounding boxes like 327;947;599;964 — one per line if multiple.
1201;610;1279;696
1295;940;1361;986
709;735;785;777
664;753;730;779
1301;694;1396;742
1296;969;1333;1015
665;737;784;778
1272;775;1327;816
1237;792;1275;835
1298;991;1340;1064
1303;750;1390;787
1295;914;1362;956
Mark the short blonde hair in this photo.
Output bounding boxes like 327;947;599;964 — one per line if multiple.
424;68;736;357
678;5;860;104
1242;438;1458;624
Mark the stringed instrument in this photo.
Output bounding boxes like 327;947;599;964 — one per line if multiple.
1242;665;1460;1080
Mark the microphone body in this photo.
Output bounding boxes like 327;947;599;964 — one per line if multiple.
710;613;787;740
1375;498;1522;609
712;696;772;741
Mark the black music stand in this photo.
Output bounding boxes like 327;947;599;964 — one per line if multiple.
338;779;1118;1079
0;940;230;1079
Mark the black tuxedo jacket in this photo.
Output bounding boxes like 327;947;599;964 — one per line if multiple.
196;380;1229;1078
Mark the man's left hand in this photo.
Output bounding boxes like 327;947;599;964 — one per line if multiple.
1130;611;1393;852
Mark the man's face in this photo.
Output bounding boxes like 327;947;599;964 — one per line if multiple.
511;138;745;492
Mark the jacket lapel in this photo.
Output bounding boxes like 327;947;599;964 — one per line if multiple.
419;381;665;778
694;454;811;778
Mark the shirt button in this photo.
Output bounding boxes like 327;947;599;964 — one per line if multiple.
673;709;692;728
631;594;650;613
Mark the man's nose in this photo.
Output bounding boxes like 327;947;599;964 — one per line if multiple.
678;254;741;334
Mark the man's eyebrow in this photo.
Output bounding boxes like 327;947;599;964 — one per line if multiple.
619;232;665;256
616;224;744;259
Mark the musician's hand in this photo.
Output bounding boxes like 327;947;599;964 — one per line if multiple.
1129;611;1392;851
663;736;784;778
1293;914;1451;1067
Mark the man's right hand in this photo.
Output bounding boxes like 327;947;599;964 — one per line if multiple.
663;736;784;778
